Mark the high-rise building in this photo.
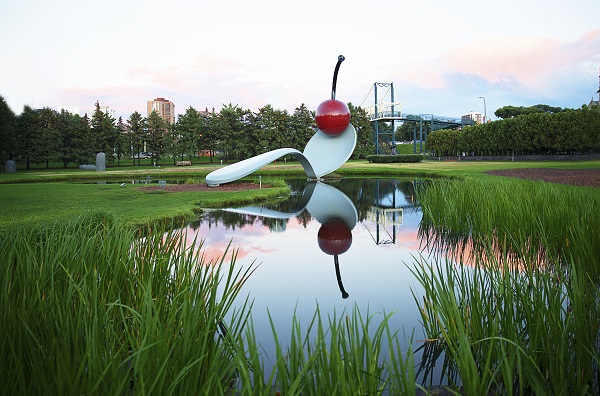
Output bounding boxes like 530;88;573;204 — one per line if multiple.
147;97;175;124
462;111;485;124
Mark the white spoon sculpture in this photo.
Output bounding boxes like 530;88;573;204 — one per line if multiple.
206;55;356;186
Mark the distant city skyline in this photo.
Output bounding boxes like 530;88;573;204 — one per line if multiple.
1;0;599;122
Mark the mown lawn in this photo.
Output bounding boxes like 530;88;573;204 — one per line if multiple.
1;159;598;226
0;180;289;227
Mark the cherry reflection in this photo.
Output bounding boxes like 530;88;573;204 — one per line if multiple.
317;217;353;299
217;180;358;299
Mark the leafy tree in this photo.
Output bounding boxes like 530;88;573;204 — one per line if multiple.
0;95;17;164
252;105;290;159
33;107;60;168
174;106;203;162
90;102;107;153
495;105;527;119
201;108;220;162
429;108;600;156
271;107;290;151
114;117;129;166
194;109;212;160
288;103;315;150
494;104;565;119
238;110;260;159
348;103;374;158
71;114;94;164
163;121;179;165
15;105;39;169
531;104;564;114
395;122;414;142
217;104;246;162
146;110;167;165
235;108;257;160
127;111;146;166
56;110;82;167
90;101;118;162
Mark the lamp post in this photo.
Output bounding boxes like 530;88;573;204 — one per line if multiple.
478;96;487;123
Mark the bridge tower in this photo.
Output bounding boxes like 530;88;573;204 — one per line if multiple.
364;83;402;155
363;82;472;155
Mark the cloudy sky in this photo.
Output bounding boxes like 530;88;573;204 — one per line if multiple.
1;0;599;121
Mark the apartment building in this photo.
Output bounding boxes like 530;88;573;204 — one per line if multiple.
147;97;175;124
462;111;485;125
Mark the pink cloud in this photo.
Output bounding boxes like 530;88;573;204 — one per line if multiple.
443;30;600;91
393;30;600;97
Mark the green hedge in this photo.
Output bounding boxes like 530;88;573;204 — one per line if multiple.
427;107;600;156
366;154;424;163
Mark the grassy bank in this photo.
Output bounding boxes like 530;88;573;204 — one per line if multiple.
1;159;598;227
0;178;289;227
2;158;599;184
412;177;600;394
4;175;598;394
339;158;600;180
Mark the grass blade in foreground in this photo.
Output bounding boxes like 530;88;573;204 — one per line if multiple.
0;212;254;394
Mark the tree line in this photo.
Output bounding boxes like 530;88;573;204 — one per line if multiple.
426;106;600;157
0;96;375;169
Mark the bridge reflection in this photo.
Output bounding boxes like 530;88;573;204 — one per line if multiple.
363;179;418;245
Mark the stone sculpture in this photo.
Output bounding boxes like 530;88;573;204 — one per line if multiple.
5;160;16;173
96;152;106;172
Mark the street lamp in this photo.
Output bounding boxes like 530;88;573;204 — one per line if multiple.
478;96;487;123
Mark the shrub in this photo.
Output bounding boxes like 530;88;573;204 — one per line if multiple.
366;154;424;163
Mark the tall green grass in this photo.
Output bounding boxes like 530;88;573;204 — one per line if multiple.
0;211;254;394
1;212;418;395
411;254;599;395
417;178;600;273
234;307;417;396
412;178;600;394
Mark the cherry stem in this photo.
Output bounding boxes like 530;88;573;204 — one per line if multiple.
331;55;345;101
334;255;349;299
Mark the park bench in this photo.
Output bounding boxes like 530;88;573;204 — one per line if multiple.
176;160;192;166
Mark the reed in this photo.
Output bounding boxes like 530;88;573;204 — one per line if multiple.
417;178;600;274
0;211;254;394
412;177;600;394
232;306;417;396
411;253;600;394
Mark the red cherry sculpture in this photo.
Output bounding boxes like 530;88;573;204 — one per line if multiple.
317;217;352;256
315;55;351;136
316;100;350;136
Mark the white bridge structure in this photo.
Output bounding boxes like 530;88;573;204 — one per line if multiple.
362;82;473;154
363;101;403;120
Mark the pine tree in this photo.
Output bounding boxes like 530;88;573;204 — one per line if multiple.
0;95;17;164
127;111;146;166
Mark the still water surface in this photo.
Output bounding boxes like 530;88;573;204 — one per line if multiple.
179;178;443;382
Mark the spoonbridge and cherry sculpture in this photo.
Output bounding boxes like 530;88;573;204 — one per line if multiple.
205;55;356;186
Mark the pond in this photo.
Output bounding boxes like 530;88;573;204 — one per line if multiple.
178;177;445;385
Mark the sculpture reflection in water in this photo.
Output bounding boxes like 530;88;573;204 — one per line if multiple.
222;181;357;299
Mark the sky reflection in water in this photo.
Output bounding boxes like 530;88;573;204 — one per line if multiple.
180;178;436;375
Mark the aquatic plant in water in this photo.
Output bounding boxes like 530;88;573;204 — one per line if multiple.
412;178;600;394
